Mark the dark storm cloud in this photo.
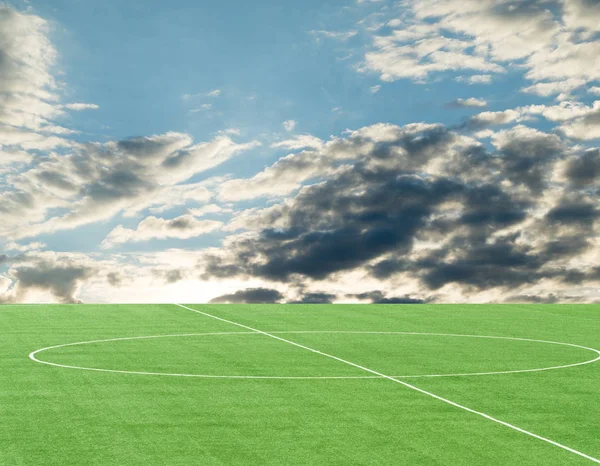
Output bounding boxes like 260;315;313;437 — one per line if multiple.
564;149;600;187
4;3;600;304
11;260;95;304
106;272;123;287
497;129;564;193
288;292;337;304
0;251;112;304
376;296;429;304
1;129;255;239
35;171;78;192
164;270;183;283
503;294;560;304
151;268;186;284
207;172;465;281
203;122;599;300
161;150;194;169
491;0;562;20
579;0;600;6
460;184;529;229
391;125;455;162
542;237;589;258
83;169;153;202
584;267;600;282
208;173;532;288
376;231;596;291
169;217;197;230
419;234;545;290
116;136;180;159
349;290;429;304
546;200;599;225
447;126;563;194
369;259;412;279
209;288;285;304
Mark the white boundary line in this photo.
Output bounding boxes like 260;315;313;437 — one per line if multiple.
174;303;600;464
28;332;372;379
29;331;600;379
276;331;600;378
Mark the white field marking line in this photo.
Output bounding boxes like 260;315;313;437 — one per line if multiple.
28;332;369;379
27;331;381;379
273;331;600;378
27;332;273;379
29;331;600;380
175;304;600;464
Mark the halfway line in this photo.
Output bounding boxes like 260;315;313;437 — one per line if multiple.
175;303;600;464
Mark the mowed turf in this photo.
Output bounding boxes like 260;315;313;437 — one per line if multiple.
1;304;599;465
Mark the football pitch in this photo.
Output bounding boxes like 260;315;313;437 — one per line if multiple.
1;304;599;465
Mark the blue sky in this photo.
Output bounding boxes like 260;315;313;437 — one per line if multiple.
36;0;368;139
34;0;539;142
1;0;600;303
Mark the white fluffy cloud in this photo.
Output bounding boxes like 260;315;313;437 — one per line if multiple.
562;0;600;34
456;75;493;84
3;241;46;252
183;89;221;99
271;134;323;150
0;149;33;167
364;32;504;81
219;149;338;201
450;97;488;108
468;100;600;139
0;5;263;241
63;103;100;111
0;6;93;145
469;109;523;127
2;2;600;305
311;30;358;41
0;6;60;130
3;119;600;304
559;109;600;140
361;0;600;98
220;122;458;202
524;101;600;122
188;204;231;217
1;132;259;239
101;214;223;248
283;120;297;132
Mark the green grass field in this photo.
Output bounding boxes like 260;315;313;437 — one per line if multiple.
1;304;600;465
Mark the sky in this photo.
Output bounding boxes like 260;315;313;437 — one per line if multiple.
1;0;600;304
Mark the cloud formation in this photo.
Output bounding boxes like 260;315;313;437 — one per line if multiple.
201;120;600;302
283;120;297;132
362;0;600;98
63;103;100;111
1;252;98;303
210;287;285;304
0;6;261;244
1;3;600;305
448;98;488;108
102;215;223;248
349;290;430;304
0;7;60;131
1;132;258;239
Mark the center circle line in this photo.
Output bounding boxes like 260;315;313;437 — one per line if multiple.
28;331;600;380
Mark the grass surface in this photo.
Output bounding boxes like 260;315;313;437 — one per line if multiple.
1;304;599;465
